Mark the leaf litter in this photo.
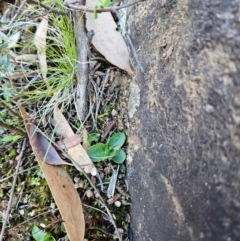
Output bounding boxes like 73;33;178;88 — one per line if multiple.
0;0;136;240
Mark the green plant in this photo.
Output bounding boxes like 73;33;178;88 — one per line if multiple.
94;0;116;18
87;132;101;142
87;132;126;164
0;32;17;81
32;225;56;241
97;103;115;123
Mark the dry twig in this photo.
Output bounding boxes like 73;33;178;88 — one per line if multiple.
27;0;67;15
72;3;89;120
0;120;27;137
7;0;28;26
64;0;145;13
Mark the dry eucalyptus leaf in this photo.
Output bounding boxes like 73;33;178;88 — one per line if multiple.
19;106;85;241
85;0;133;74
53;107;97;175
56;135;82;149
29;124;72;166
33;16;48;80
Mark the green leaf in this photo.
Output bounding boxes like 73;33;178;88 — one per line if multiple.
0;127;4;135
105;102;115;112
112;149;126;164
87;143;116;162
107;132;126;150
61;223;66;233
0;110;7;118
103;1;115;7
0;135;22;143
32;225;56;241
0;43;8;50
94;5;99;19
5;118;13;125
100;0;115;7
87;132;101;142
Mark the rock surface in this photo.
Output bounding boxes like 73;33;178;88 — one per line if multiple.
126;0;240;240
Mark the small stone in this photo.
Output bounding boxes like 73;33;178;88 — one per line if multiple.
40;223;46;228
86;190;93;198
114;201;121;207
205;104;215;113
91;167;97;176
111;109;118;116
74;177;80;183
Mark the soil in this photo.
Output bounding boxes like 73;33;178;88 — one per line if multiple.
126;0;240;240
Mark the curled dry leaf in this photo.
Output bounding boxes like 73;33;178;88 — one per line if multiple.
33;16;48;80
86;0;133;74
53;107;97;175
29;124;72;166
19;106;85;241
56;135;82;149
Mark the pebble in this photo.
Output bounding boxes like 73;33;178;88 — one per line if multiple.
86;190;94;198
114;201;121;207
111;109;118;116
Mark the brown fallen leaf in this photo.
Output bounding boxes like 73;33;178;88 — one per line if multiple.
56;135;82;149
86;0;133;74
19;106;85;241
53;107;97;175
29;124;72;166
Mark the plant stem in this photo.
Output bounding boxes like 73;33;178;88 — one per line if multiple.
0;100;22;119
0;120;27;137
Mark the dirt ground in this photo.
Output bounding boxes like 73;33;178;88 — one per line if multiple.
126;0;240;240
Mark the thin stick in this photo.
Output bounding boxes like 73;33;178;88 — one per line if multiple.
0;166;37;183
7;0;28;26
64;0;145;13
88;79;98;129
0;100;22;119
0;120;27;137
0;139;27;241
83;203;109;218
126;33;145;73
73;5;89;120
95;69;110;123
27;0;67;15
8;208;58;231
